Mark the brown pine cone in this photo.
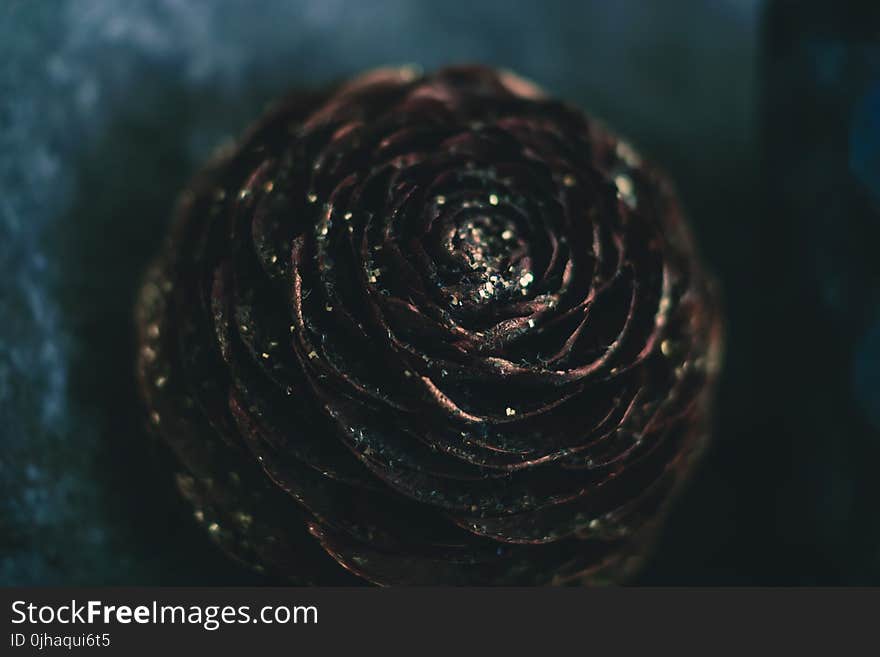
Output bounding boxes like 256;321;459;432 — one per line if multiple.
135;65;723;585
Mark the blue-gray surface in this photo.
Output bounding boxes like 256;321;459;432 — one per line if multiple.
1;0;762;584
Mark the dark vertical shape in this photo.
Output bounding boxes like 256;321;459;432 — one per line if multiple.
761;0;880;584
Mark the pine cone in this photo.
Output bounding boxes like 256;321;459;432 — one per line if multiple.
136;66;723;585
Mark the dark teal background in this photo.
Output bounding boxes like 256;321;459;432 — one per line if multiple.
1;0;877;584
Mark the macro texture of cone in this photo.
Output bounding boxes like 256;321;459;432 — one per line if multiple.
136;66;723;585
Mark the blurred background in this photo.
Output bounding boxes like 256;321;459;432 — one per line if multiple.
1;0;878;585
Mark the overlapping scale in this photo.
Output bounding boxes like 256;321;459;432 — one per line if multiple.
136;66;722;585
